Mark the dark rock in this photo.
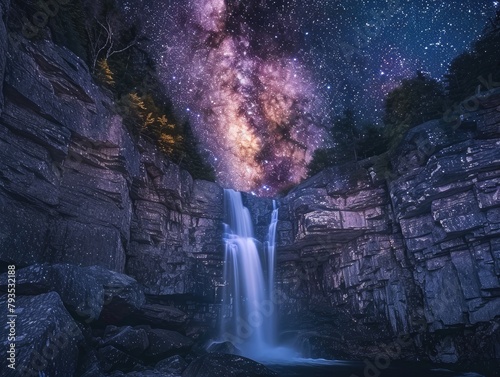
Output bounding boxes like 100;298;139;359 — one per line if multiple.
181;353;278;377
144;329;194;360
130;304;188;331
102;326;150;357
0;263;104;321
0;263;147;323
0;0;9;112
0;292;84;377
89;266;146;324
119;371;181;377
155;355;188;374
81;366;107;377
97;345;143;373
78;351;107;377
206;341;240;355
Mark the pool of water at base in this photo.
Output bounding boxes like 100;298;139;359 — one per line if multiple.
264;359;495;377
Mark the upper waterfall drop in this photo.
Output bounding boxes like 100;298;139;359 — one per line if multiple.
220;189;280;360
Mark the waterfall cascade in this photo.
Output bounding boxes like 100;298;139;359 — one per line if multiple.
218;191;354;366
220;189;281;360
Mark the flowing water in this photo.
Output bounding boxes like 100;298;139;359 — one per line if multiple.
219;190;488;377
220;189;282;359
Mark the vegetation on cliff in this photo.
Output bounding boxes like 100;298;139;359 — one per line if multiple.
8;0;216;182
308;12;500;178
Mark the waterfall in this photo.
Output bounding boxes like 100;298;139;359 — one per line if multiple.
220;189;279;360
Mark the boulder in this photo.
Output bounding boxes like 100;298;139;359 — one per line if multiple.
144;328;194;360
0;292;84;377
102;326;150;357
155;355;188;374
0;264;146;323
0;263;104;321
206;341;240;355
181;353;278;377
130;304;188;331
89;266;146;324
97;345;142;373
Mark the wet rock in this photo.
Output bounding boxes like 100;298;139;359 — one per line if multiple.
181;353;278;377
206;341;240;355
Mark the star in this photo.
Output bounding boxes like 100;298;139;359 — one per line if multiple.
135;0;495;195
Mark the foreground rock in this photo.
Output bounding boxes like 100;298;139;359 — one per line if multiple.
0;263;146;323
155;355;188;374
0;292;84;377
206;341;240;355
144;328;194;361
101;326;150;357
182;353;278;377
129;304;188;331
0;264;104;321
90;266;146;324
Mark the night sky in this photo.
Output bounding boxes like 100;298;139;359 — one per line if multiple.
130;0;497;196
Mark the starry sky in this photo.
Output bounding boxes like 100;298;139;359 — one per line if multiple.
132;0;497;196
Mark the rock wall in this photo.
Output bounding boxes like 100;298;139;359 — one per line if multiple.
272;92;500;363
0;0;9;113
0;31;225;327
1;14;500;368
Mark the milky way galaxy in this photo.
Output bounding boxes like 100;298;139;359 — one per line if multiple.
137;0;495;196
149;0;328;195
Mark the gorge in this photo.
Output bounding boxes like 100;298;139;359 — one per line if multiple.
1;1;500;376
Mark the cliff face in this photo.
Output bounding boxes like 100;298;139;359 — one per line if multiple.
0;0;9;112
272;94;500;363
1;15;499;368
0;27;225;323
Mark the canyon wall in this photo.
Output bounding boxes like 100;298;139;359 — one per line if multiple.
270;94;500;363
0;12;499;367
0;27;225;329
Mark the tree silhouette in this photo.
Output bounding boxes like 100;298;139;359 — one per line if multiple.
383;71;445;148
307;109;358;176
